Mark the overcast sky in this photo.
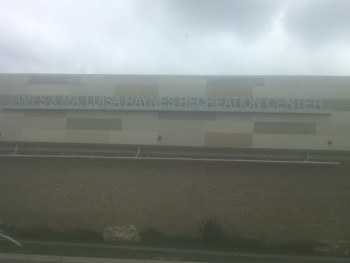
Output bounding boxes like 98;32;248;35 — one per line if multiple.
1;0;350;75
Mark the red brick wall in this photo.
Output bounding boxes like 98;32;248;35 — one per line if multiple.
0;157;349;242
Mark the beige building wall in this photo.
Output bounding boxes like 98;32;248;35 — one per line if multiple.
1;75;350;243
0;74;349;151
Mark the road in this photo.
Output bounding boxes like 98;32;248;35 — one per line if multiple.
0;240;349;262
0;253;349;263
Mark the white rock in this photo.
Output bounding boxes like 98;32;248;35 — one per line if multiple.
103;225;140;242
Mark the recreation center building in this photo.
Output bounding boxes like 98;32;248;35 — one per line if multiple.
0;74;349;242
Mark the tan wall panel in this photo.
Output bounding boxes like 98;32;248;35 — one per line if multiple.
253;114;305;122
253;134;306;149
0;75;28;98
157;120;204;134
0;116;24;128
113;76;159;87
157;119;204;146
316;123;350;135
22;117;67;129
265;77;302;88
159;77;206;96
25;85;70;96
28;75;81;85
66;110;123;119
253;87;305;98
303;111;350;123
254;122;316;135
109;131;156;145
305;135;350;151
66;118;121;130
122;112;157;131
303;113;332;123
114;76;159;97
322;99;350;111
303;76;350;103
0;86;27;95
303;87;350;99
81;75;128;87
303;76;350;84
207;86;253;97
23;110;66;118
205;121;253;133
158;112;215;121
114;86;159;97
216;113;253;122
0;128;21;141
255;78;302;98
65;130;109;144
0;109;24;129
206;77;259;97
303;76;350;88
70;86;114;96
0;109;24;118
206;77;263;97
254;77;303;98
205;133;252;147
157;131;204;147
0;75;28;86
20;129;65;143
0;95;13;106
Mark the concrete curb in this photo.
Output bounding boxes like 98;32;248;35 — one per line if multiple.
0;253;202;263
26;254;61;262
1;240;349;262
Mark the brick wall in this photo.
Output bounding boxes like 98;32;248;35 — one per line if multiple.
0;157;349;242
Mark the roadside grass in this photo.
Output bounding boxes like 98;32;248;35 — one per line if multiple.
0;241;213;262
2;241;315;263
0;223;320;257
1;240;347;263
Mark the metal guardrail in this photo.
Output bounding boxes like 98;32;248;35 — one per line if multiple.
0;142;347;164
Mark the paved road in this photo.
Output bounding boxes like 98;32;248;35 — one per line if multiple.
17;240;350;260
0;240;349;262
0;258;349;263
0;252;349;263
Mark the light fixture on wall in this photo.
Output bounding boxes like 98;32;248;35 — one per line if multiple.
327;140;332;146
157;135;162;141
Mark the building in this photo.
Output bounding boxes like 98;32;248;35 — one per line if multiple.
0;74;349;242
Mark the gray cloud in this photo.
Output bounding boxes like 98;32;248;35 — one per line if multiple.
133;0;283;41
283;0;350;46
0;0;349;75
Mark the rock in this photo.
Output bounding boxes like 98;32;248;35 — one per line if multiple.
313;240;350;256
103;225;140;242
